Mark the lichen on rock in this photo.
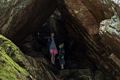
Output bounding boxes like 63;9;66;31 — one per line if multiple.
0;34;58;80
0;34;30;80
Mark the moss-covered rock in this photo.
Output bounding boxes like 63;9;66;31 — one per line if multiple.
0;34;57;80
0;34;30;80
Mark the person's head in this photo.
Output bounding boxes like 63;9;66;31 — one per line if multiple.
59;43;64;48
51;33;54;37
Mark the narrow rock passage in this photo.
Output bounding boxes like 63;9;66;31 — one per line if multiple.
19;14;110;80
1;0;120;80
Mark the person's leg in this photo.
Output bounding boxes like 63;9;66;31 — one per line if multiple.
61;64;64;69
61;59;65;69
51;54;55;64
52;49;58;64
50;49;55;64
53;54;55;64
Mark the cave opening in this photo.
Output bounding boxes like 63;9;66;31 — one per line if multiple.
1;0;120;80
11;2;115;79
19;9;99;77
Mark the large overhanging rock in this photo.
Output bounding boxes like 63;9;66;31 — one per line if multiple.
0;0;113;44
80;0;105;23
58;0;120;78
0;0;56;44
60;0;113;36
99;14;120;74
63;0;99;36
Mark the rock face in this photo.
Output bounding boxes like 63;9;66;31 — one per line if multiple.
80;0;105;23
60;69;92;80
0;0;113;43
99;15;120;76
58;0;120;79
0;34;58;80
59;0;113;36
0;0;120;79
100;15;120;36
63;0;99;35
0;0;56;43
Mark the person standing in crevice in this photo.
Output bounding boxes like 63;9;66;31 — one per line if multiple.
58;43;65;69
48;9;65;65
48;11;59;64
49;32;58;64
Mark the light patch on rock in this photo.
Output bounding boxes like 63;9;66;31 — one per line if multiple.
99;15;120;37
112;0;120;6
74;10;79;14
109;53;120;68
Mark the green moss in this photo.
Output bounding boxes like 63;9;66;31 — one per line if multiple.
0;34;53;80
0;35;30;68
0;35;29;80
0;47;29;80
